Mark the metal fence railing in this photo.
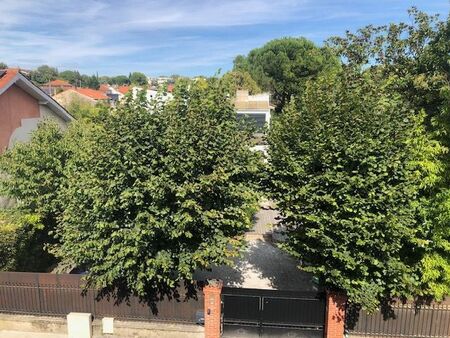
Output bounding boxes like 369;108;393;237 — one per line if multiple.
347;301;450;338
0;271;203;323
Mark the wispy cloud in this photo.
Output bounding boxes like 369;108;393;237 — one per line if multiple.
0;0;447;75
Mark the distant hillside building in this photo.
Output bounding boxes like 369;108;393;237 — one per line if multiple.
0;69;73;154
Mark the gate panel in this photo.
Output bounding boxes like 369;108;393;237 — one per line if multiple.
222;287;325;337
222;294;260;324
262;297;325;327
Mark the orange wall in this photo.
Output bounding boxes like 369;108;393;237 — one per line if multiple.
0;84;40;153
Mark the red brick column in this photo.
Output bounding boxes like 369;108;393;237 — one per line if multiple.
324;291;347;338
203;279;223;338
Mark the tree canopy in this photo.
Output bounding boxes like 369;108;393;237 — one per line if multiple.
0;78;262;294
30;65;59;85
221;70;261;95
326;7;450;301
234;37;340;111
129;72;148;86
267;68;442;311
0;121;74;272
59;70;82;86
110;75;131;86
266;8;450;310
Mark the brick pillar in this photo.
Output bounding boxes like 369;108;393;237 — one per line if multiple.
324;291;347;338
203;279;223;338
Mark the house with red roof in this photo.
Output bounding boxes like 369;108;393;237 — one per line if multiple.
117;85;130;95
41;79;74;96
0;69;73;154
53;87;110;108
99;84;122;105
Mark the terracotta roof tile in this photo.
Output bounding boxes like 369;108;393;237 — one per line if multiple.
117;86;130;94
45;79;73;87
0;68;19;91
75;87;109;100
98;84;110;93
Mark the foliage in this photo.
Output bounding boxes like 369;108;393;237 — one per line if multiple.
81;74;100;89
266;69;442;311
222;70;261;94
53;78;260;297
99;76;111;84
129;72;148;86
0;210;54;272
0;62;7;69
110;75;130;85
0;121;71;272
65;96;108;120
0;120;71;230
30;65;59;85
234;37;340;111
59;70;82;86
0;119;98;271
326;8;450;302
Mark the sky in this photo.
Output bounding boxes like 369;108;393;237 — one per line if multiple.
0;0;448;77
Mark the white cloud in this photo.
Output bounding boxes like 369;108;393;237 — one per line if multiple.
0;0;446;75
0;0;314;72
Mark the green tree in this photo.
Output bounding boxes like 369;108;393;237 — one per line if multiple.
0;120;74;271
234;37;339;111
222;70;261;94
54;78;260;297
87;74;100;89
30;65;59;85
267;69;442;311
65;97;107;120
0;121;70;226
326;8;450;301
99;76;111;84
0;62;7;69
0;210;53;272
110;75;130;86
59;70;82;86
80;74;100;89
129;71;148;86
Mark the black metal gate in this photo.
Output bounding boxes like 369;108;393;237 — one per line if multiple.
222;287;325;337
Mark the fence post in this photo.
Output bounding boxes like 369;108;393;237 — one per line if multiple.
324;290;347;338
203;279;223;338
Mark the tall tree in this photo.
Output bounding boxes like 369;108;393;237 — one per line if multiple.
326;8;450;300
59;70;82;86
222;70;261;94
0;62;7;69
234;37;339;111
53;78;260;297
267;69;442;311
0;121;74;271
110;75;130;86
87;74;100;89
30;65;59;85
129;71;148;86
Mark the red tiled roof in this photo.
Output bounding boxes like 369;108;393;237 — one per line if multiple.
167;84;174;93
45;79;72;87
99;84;110;93
117;86;130;94
0;68;20;91
74;87;109;100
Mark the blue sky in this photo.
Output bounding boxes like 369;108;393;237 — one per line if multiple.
0;0;448;77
